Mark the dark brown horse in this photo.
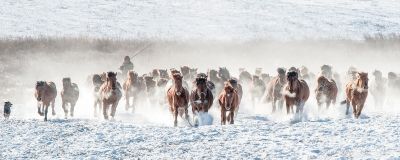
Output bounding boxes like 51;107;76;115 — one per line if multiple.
284;71;310;114
315;76;338;110
218;81;239;125
371;70;386;108
342;72;369;118
123;71;140;112
61;78;79;118
167;73;190;127
35;81;57;121
92;73;106;117
265;68;287;113
99;72;122;120
250;75;266;106
190;74;214;126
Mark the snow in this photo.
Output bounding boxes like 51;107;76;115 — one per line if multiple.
1;110;400;159
1;0;400;159
0;0;399;40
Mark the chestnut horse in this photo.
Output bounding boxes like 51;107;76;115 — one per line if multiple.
99;72;122;120
123;71;140;112
284;71;310;114
61;77;79;118
167;73;190;127
218;81;239;125
265;68;287;113
35;81;57;121
228;78;242;114
315;76;338;110
190;74;214;126
341;72;369;118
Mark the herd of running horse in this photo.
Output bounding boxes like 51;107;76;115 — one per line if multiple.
34;64;398;126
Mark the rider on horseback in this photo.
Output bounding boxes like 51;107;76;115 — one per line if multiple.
119;56;134;78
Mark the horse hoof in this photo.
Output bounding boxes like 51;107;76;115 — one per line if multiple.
52;112;56;116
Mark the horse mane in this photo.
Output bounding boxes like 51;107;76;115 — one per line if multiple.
107;72;117;78
36;81;46;87
287;71;298;79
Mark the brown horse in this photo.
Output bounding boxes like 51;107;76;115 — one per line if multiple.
218;81;239;125
342;72;369;118
190;74;214;121
99;72;122;120
265;68;287;113
35;81;57;121
123;71;140;112
228;78;242;114
61;78;79;118
284;71;310;114
315;76;338;110
167;73;190;127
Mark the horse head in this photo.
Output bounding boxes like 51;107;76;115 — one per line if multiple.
316;76;328;91
62;77;72;88
195;73;208;95
159;69;169;79
106;72;118;89
180;66;190;79
152;69;160;79
35;81;46;101
356;72;369;90
286;71;299;93
223;81;236;110
172;73;184;95
218;67;230;81
127;71;138;82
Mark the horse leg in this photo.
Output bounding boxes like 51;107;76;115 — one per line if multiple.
125;93;130;111
345;100;350;115
37;102;43;116
62;100;68;119
278;99;284;111
93;100;98;117
221;110;226;125
103;102;109;120
351;101;357;117
229;111;234;124
70;102;76;117
356;104;364;119
326;101;331;109
44;104;49;121
51;99;56;116
111;101;119;119
317;100;322;111
272;99;276;113
174;107;178;127
286;102;291;115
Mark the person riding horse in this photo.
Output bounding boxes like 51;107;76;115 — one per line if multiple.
119;56;134;79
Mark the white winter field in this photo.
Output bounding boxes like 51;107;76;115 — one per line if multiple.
1;0;400;159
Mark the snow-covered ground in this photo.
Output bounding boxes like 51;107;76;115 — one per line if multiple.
1;0;400;159
0;0;399;40
1;106;400;159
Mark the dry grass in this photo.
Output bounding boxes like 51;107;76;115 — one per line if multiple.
0;37;153;54
0;34;399;55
